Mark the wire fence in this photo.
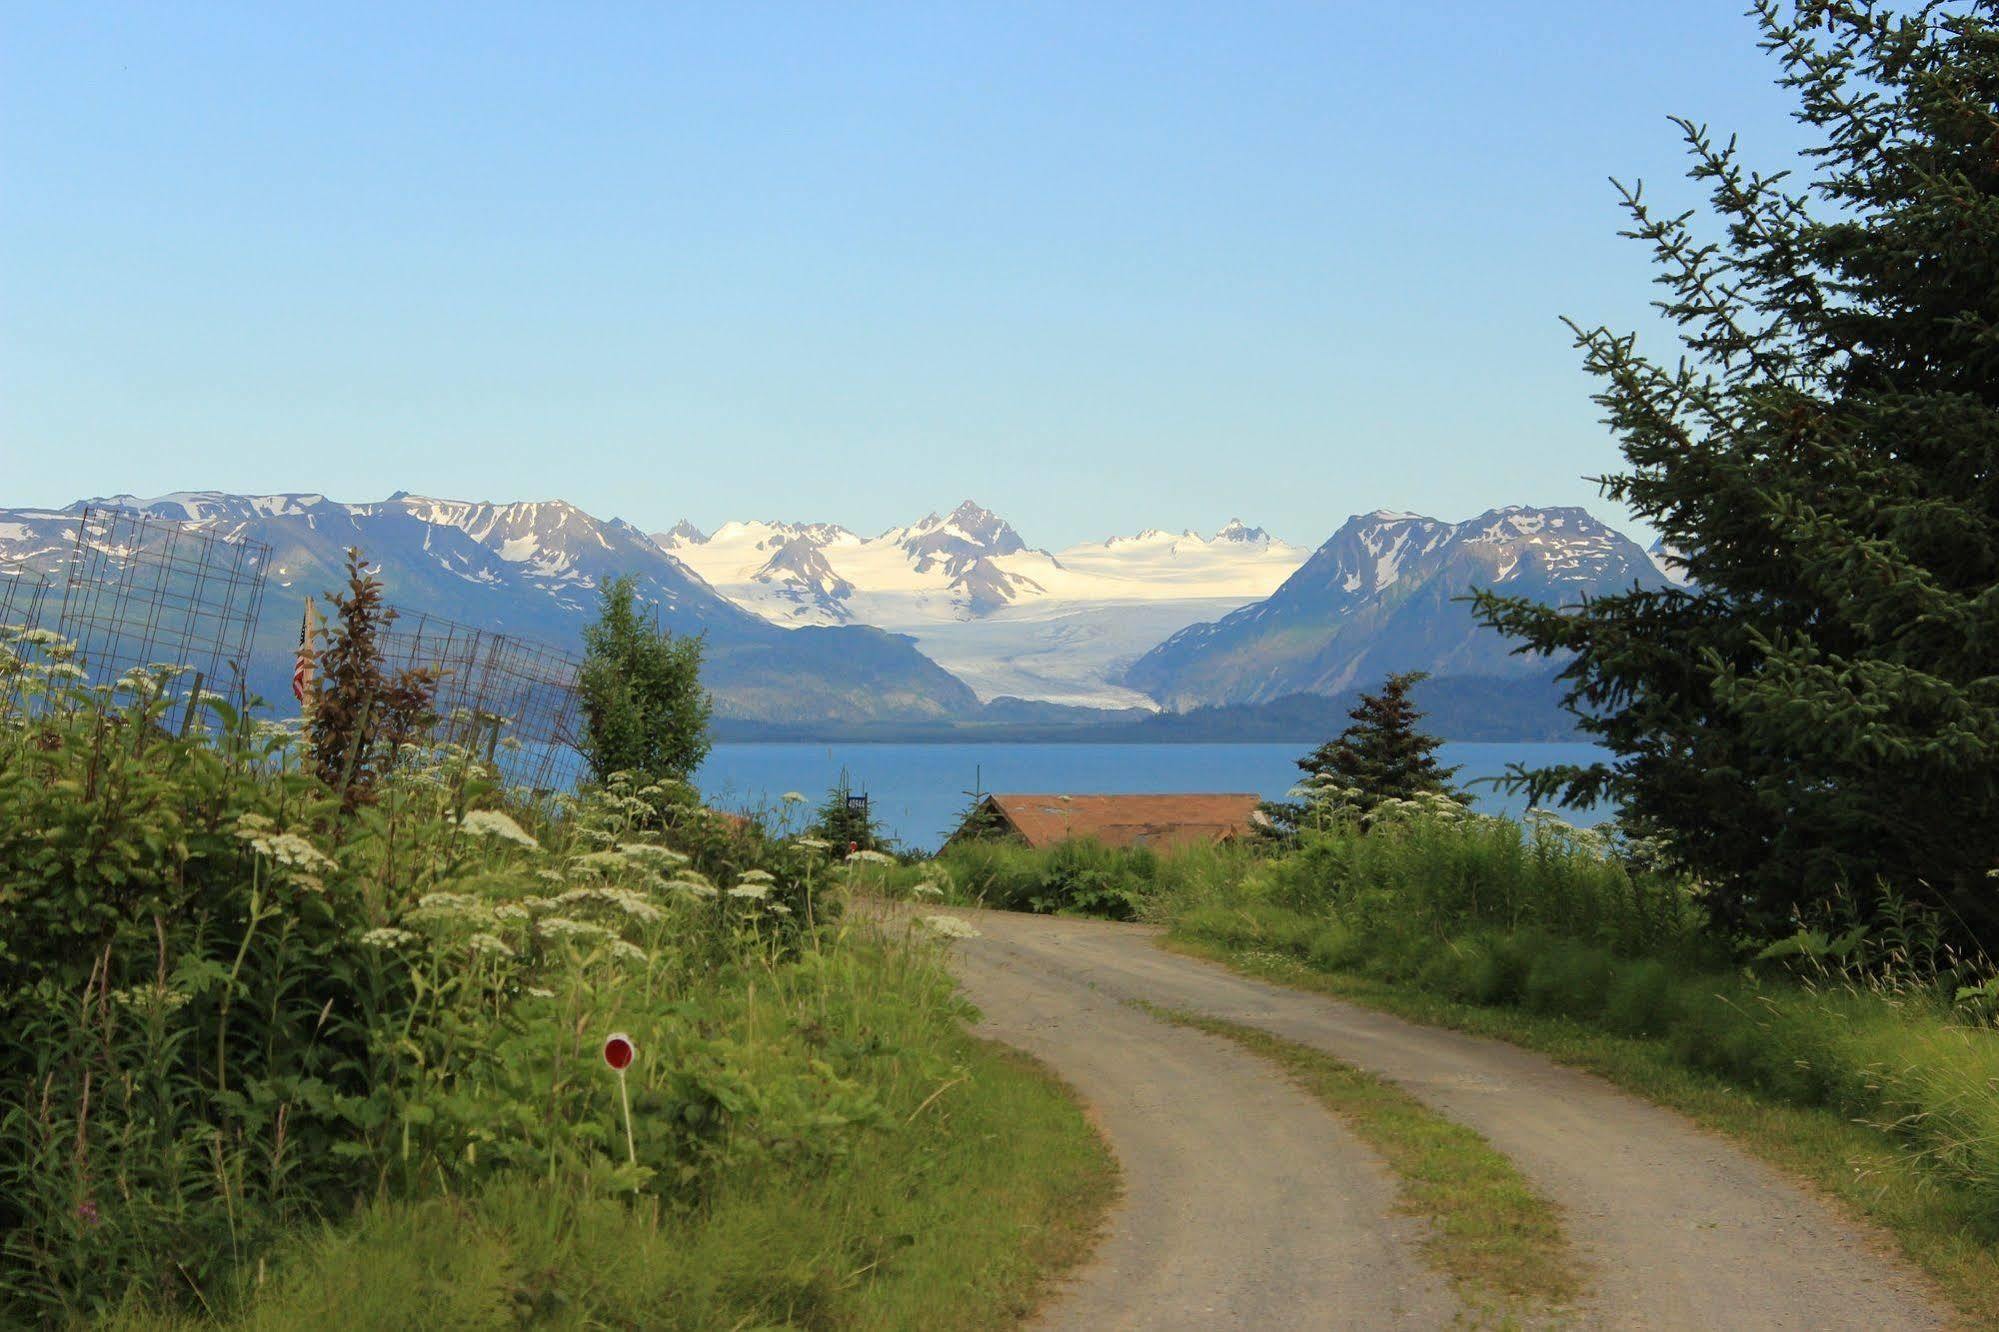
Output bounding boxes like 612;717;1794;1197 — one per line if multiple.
0;558;54;634
49;506;273;713
6;505;588;791
378;607;589;794
0;558;59;709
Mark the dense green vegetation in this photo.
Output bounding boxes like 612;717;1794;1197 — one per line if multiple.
0;621;1112;1327
1474;0;1999;951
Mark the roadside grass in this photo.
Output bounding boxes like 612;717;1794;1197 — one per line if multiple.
1142;1004;1579;1328
0;645;1120;1327
1163;934;1999;1330
103;1033;1118;1332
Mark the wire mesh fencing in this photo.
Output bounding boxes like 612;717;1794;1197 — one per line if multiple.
0;558;60;709
29;506;273;721
377;607;589;794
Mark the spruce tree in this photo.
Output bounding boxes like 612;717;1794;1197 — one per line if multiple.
1296;671;1462;816
578;576;711;785
1474;2;1999;947
810;771;882;853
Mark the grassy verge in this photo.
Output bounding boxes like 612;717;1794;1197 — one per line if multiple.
1143;1004;1579;1327
0;644;1119;1327
1163;933;1999;1328
108;1029;1117;1331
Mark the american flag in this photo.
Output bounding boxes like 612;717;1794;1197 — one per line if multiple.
292;598;322;705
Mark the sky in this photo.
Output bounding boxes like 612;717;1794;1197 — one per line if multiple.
1;2;1815;549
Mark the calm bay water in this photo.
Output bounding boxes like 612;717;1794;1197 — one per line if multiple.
695;742;1612;852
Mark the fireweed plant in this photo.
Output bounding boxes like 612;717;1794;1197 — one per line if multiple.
0;628;927;1323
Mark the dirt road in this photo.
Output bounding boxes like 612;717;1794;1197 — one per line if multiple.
933;907;1949;1331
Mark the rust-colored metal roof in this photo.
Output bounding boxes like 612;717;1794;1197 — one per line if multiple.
976;792;1264;851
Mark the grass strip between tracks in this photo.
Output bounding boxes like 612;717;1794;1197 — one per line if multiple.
1140;1002;1582;1328
1162;935;1996;1330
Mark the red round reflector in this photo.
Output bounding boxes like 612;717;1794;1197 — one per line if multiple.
603;1032;635;1071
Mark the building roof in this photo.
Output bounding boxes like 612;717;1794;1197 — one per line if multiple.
969;792;1264;851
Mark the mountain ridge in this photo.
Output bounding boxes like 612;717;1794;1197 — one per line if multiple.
0;492;978;723
1124;504;1666;708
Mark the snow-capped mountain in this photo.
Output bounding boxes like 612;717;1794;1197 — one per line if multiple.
0;492;979;723
1124;506;1666;708
657;500;1308;707
1648;536;1691;585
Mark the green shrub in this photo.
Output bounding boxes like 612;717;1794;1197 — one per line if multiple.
0;642;871;1322
1603;959;1678;1036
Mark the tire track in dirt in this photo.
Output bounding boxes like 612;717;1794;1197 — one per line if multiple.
950;932;1456;1329
937;908;1950;1331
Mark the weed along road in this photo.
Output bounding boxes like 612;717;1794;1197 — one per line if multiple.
925;907;1950;1331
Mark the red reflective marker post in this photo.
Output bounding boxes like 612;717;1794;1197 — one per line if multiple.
603;1031;636;1166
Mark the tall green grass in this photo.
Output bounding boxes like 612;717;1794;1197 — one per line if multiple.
1157;809;1999;1231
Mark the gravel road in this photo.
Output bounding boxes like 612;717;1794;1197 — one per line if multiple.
933;907;1950;1331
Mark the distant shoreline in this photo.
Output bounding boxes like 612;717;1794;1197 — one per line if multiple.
713;676;1585;746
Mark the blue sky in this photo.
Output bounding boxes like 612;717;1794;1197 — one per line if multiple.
2;2;1810;548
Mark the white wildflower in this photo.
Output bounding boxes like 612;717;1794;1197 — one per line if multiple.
727;883;770;901
912;882;944;899
492;904;531;923
555;886;663;922
794;837;831;852
458;809;540;850
466;932;514;958
846;849;895;865
525;985;556;999
608;939;648;963
360;927;419;949
735;868;776;884
918;914;981;939
781;791;808;804
669;880;719;900
618;842;689;867
537;916;612;941
413;891;482;914
234;816;335;872
110;984;190;1014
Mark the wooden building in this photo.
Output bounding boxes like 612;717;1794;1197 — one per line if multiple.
944;792;1265;852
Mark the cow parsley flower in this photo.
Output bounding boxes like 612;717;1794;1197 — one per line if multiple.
458;809;540;850
233;815;335;872
537;917;612;941
846;849;895;865
726;883;770;901
919;915;980;939
618;842;689;867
